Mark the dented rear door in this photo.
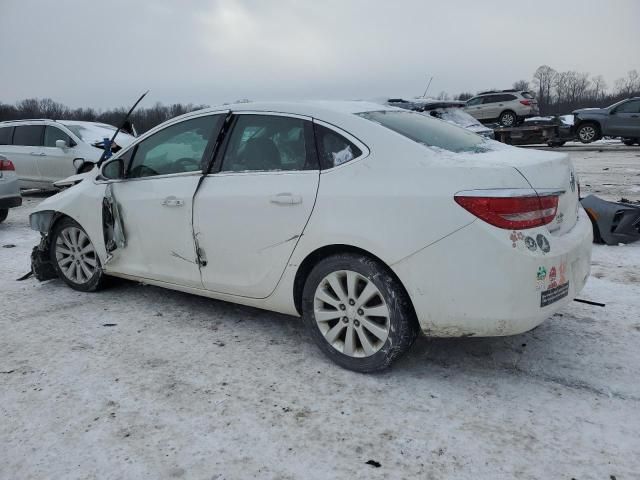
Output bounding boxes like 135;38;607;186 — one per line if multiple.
194;112;320;298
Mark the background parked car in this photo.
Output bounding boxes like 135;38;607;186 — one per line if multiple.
573;97;640;144
0;119;135;189
464;90;539;127
0;154;22;223
385;98;494;138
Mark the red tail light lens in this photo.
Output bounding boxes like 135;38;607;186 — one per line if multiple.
0;159;15;171
520;100;532;106
455;195;559;230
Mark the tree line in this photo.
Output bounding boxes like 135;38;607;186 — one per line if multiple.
453;67;640;115
2;66;639;128
0;99;208;134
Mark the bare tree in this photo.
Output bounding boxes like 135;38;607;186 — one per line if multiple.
455;92;473;101
614;69;640;97
436;91;450;100
512;80;530;91
532;65;557;109
590;75;607;100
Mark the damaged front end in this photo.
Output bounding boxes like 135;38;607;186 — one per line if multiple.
27;210;58;281
581;194;640;245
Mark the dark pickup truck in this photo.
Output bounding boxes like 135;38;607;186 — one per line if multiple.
573;97;640;145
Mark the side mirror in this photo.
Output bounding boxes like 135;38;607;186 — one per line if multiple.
101;158;124;180
56;139;68;149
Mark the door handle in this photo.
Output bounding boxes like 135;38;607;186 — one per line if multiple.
161;196;184;207
270;193;302;205
30;152;46;156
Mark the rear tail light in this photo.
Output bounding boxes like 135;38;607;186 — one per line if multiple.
0;159;15;171
455;193;559;230
520;100;532;106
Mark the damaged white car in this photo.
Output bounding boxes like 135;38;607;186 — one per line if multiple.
29;101;592;372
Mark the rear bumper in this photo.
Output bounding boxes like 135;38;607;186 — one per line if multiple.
0;196;22;209
392;208;593;337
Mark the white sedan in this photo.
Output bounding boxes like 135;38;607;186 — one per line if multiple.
28;101;592;372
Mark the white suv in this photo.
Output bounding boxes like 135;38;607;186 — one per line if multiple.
464;90;539;127
0;119;135;189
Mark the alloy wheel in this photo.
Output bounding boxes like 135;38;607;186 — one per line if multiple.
313;270;390;358
55;226;98;284
579;125;596;142
501;113;516;126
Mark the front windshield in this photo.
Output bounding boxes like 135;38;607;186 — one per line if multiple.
358;110;485;153
64;123;130;144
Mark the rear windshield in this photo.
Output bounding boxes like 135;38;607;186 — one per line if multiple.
358;110;485;153
521;92;535;99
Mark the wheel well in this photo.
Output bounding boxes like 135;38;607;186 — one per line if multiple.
292;244;417;320
576;119;601;133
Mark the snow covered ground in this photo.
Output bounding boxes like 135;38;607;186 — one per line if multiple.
1;147;639;479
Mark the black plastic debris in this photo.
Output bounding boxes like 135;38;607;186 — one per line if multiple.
102;323;117;327
581;195;640;245
366;460;382;468
2;244;16;248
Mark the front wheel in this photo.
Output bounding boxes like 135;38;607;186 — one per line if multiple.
50;217;105;291
302;254;419;373
499;110;517;127
576;123;599;143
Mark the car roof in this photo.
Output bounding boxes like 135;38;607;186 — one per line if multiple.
0;119;115;128
179;100;398;123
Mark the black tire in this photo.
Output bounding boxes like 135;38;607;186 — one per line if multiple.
301;253;419;373
622;138;637;146
576;122;600;144
547;140;566;147
49;217;105;292
498;110;517;127
0;208;8;223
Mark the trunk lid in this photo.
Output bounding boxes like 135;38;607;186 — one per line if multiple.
511;150;579;235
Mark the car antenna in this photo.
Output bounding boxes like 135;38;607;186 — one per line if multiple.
422;76;433;98
96;90;149;167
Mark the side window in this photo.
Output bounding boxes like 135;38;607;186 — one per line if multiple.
314;124;362;169
220;115;316;172
12;125;44;146
128;115;222;179
466;98;482;106
482;95;500;104
499;94;517;102
0;127;13;145
615;100;640;114
44;126;73;147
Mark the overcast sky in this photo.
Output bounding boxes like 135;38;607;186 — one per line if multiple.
1;0;638;109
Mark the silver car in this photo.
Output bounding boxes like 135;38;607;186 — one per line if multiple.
464;90;539;127
0;154;22;223
0;120;135;189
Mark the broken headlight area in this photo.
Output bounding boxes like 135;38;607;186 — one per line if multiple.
29;210;55;233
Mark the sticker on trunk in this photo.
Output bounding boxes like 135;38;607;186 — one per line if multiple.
540;282;569;307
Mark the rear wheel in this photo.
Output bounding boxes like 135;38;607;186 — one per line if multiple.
622;138;637;146
302;253;419;373
50;217;105;291
499;110;517;127
0;209;7;223
576;123;599;143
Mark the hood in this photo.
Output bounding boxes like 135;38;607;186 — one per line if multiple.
572;107;607;115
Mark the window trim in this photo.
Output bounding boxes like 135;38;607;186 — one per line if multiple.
43;125;77;148
0;126;15;146
312;119;369;171
112;111;228;181
208;111;319;175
